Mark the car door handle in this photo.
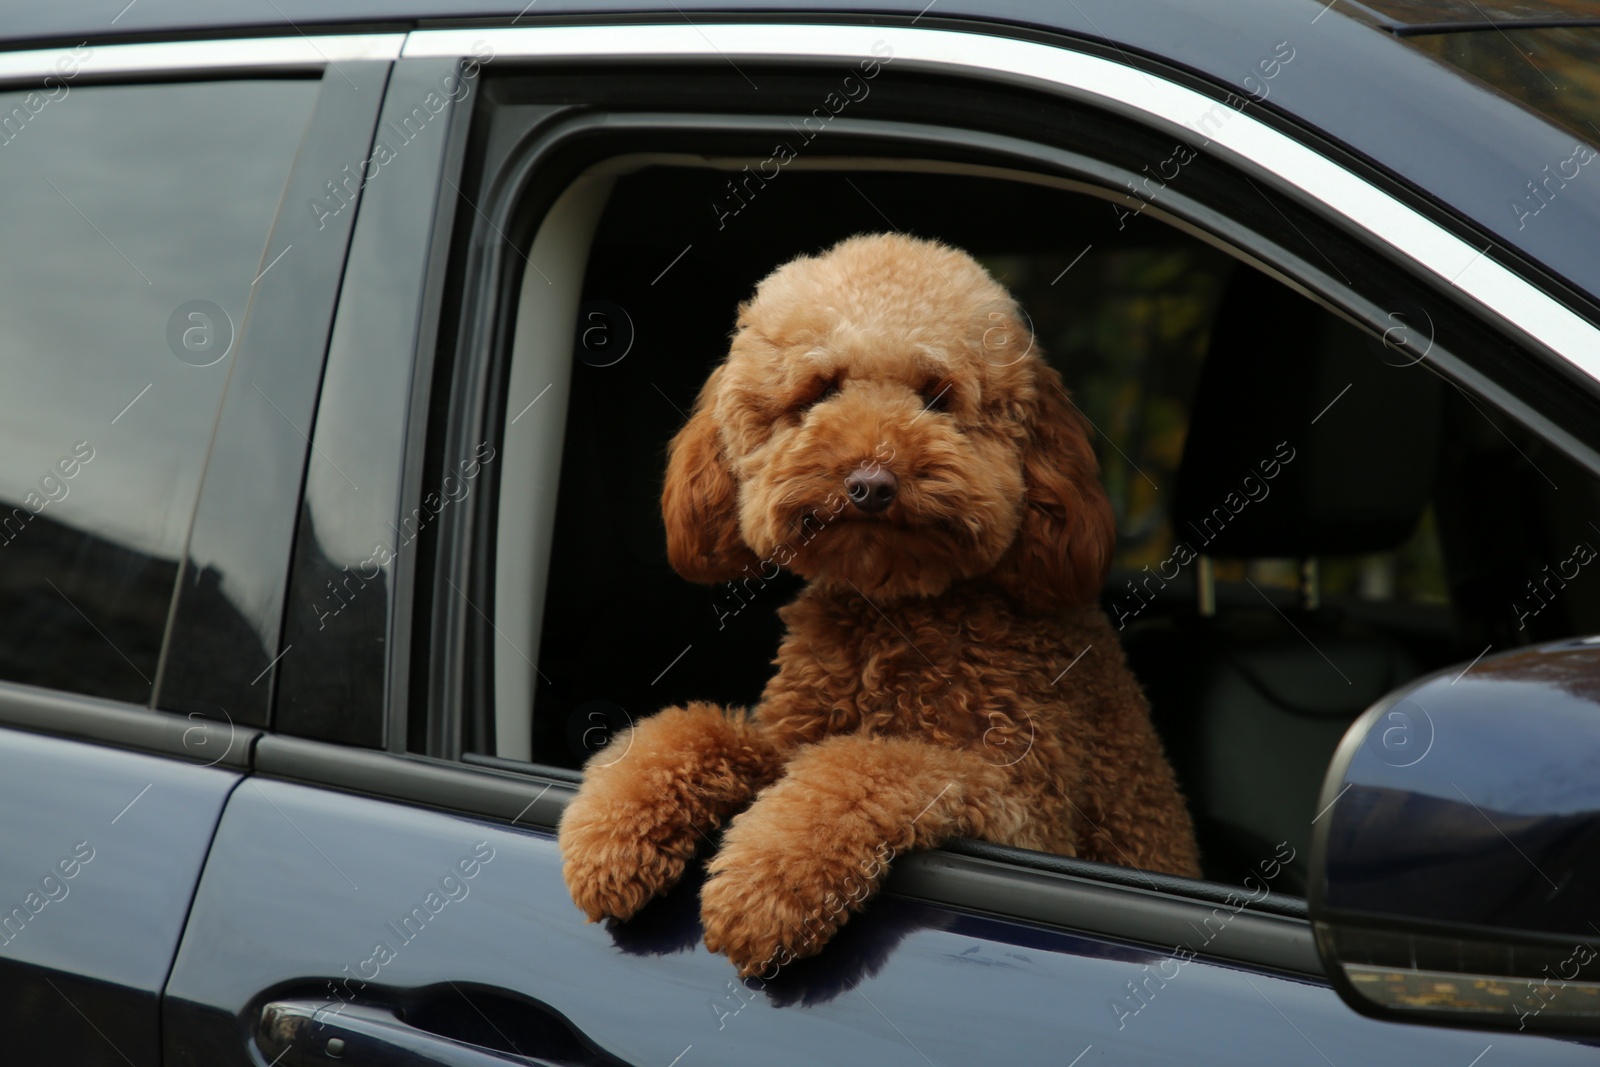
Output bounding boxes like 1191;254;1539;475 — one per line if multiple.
259;998;567;1067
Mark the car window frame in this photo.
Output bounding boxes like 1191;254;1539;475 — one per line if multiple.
433;110;1600;760
272;55;475;750
406;22;1600;390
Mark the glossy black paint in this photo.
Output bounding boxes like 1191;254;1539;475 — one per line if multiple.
1308;638;1600;1036
1316;638;1600;933
0;724;238;1066
260;738;1317;974
156;61;393;727
3;1;1600;325
164;777;1593;1066
277;57;468;749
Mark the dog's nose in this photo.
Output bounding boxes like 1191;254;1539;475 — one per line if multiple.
845;467;898;513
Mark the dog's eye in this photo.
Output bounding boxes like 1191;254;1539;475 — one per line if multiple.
921;381;954;413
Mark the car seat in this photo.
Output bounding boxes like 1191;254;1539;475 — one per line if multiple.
1121;268;1442;892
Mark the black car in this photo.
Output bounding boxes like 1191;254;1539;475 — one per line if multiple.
4;0;1600;1063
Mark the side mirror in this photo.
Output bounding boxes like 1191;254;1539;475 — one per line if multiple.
1309;637;1600;1036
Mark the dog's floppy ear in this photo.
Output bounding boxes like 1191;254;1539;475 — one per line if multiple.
989;361;1117;614
661;367;760;583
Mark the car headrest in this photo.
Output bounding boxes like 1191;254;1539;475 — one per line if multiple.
1172;268;1440;558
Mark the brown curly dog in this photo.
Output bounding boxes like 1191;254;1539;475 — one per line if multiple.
559;232;1200;977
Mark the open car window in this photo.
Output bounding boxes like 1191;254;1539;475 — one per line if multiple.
474;146;1600;899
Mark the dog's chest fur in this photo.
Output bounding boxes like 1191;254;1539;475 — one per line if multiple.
756;583;1091;755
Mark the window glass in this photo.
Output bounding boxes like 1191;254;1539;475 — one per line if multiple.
0;78;318;703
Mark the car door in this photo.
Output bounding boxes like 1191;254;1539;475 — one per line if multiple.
0;37;360;1066
163;17;1600;1067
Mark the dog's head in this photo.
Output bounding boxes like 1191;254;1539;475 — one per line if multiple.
662;232;1115;612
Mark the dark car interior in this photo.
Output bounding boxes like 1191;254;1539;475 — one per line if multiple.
522;162;1600;890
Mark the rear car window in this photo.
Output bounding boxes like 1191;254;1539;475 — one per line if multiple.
0;77;317;704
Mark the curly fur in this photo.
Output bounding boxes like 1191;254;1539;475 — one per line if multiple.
561;232;1200;977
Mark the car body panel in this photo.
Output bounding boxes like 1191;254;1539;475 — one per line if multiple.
0;724;239;1066
164;777;1598;1065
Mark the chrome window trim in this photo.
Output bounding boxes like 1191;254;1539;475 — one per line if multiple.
0;33;403;82
404;22;1600;387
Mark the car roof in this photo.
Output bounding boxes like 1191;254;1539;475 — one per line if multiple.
5;0;1600;313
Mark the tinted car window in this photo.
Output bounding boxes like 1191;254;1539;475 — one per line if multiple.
0;78;317;704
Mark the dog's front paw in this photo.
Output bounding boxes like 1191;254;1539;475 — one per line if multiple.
559;789;697;923
701;835;879;977
701;860;824;978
